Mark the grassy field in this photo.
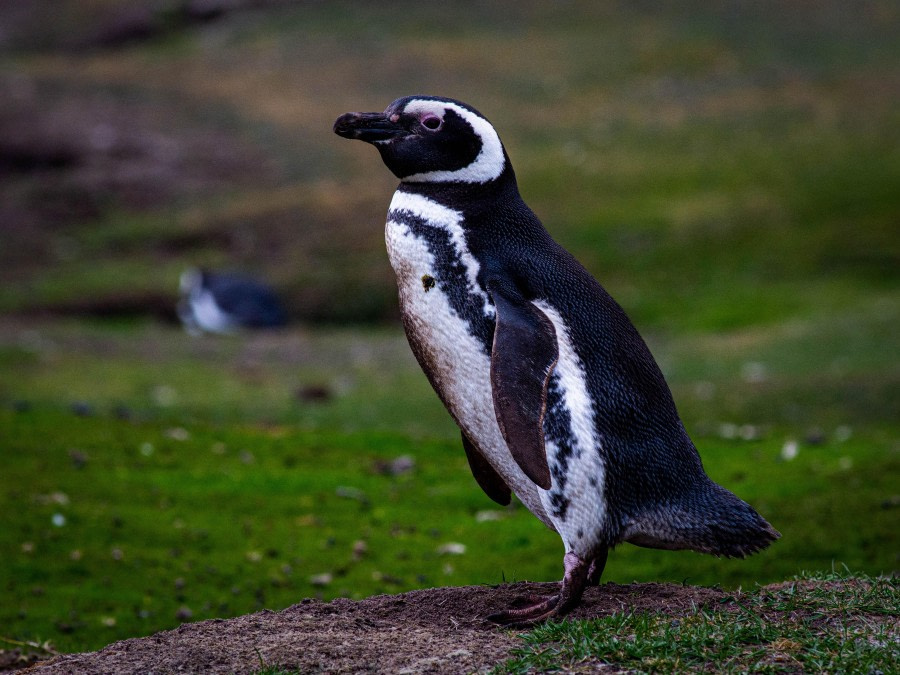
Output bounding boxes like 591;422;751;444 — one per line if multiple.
497;571;899;673
1;0;898;661
1;316;896;654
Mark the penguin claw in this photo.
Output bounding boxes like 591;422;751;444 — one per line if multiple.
487;550;601;626
485;594;562;626
507;593;552;608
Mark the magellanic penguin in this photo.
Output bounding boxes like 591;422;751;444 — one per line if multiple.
177;268;287;335
334;96;779;624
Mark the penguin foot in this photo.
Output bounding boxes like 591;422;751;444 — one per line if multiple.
586;547;609;586
486;551;591;626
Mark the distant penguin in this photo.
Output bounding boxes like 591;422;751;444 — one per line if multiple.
334;96;779;624
177;268;286;335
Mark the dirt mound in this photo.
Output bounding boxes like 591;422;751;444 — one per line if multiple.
27;582;727;674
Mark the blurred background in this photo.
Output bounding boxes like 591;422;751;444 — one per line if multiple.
1;0;897;658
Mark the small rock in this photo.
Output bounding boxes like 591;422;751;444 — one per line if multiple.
373;455;416;476
352;540;368;560
834;425;853;442
295;385;332;402
780;441;799;461
475;510;504;522
371;571;403;585
880;495;900;509
184;0;231;23
112;404;133;420
718;423;738;440
68;449;89;469
166;427;190;441
309;572;333;587
174;577;186;590
694;381;716;400
335;486;369;505
741;362;768;384
152;385;177;407
437;542;466;555
804;428;826;445
70;401;94;417
175;606;193;621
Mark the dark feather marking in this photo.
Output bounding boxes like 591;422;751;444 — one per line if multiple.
544;374;576;519
388;209;493;353
461;432;512;506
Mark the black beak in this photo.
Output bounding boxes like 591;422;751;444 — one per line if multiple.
333;112;405;143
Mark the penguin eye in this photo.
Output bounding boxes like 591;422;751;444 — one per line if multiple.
421;115;442;131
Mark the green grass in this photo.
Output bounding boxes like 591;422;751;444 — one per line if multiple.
1;319;897;654
495;571;899;674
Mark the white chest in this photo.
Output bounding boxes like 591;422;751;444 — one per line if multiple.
384;190;550;522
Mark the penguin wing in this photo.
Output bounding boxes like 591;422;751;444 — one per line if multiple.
488;279;557;490
461;432;512;505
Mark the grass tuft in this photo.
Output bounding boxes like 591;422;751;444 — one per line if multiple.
495;572;898;674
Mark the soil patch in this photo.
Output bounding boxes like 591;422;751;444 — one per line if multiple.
25;582;727;674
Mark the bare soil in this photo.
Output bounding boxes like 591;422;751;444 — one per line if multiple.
25;582;728;674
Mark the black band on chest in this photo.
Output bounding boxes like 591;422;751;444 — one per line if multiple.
389;209;494;354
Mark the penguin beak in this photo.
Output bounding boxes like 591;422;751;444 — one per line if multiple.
333;112;406;143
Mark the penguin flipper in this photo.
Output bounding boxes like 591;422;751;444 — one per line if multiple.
462;432;512;506
488;280;558;490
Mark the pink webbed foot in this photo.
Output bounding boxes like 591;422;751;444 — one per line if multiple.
487;549;607;626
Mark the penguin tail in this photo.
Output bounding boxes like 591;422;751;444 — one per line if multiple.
694;484;781;558
625;481;780;558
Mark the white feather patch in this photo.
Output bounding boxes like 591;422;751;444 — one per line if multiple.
190;289;235;333
399;100;506;184
535;301;608;555
388;191;495;318
384;190;549;526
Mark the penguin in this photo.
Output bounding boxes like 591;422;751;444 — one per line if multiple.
177;267;286;335
334;96;779;624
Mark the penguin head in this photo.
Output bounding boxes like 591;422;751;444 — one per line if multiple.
334;96;509;184
179;267;207;296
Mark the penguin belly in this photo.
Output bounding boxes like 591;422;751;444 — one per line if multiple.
384;191;610;556
385;190;549;525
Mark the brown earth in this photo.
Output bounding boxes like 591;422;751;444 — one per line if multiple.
24;582;728;674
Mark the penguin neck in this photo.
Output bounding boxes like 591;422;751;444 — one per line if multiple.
397;162;522;214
